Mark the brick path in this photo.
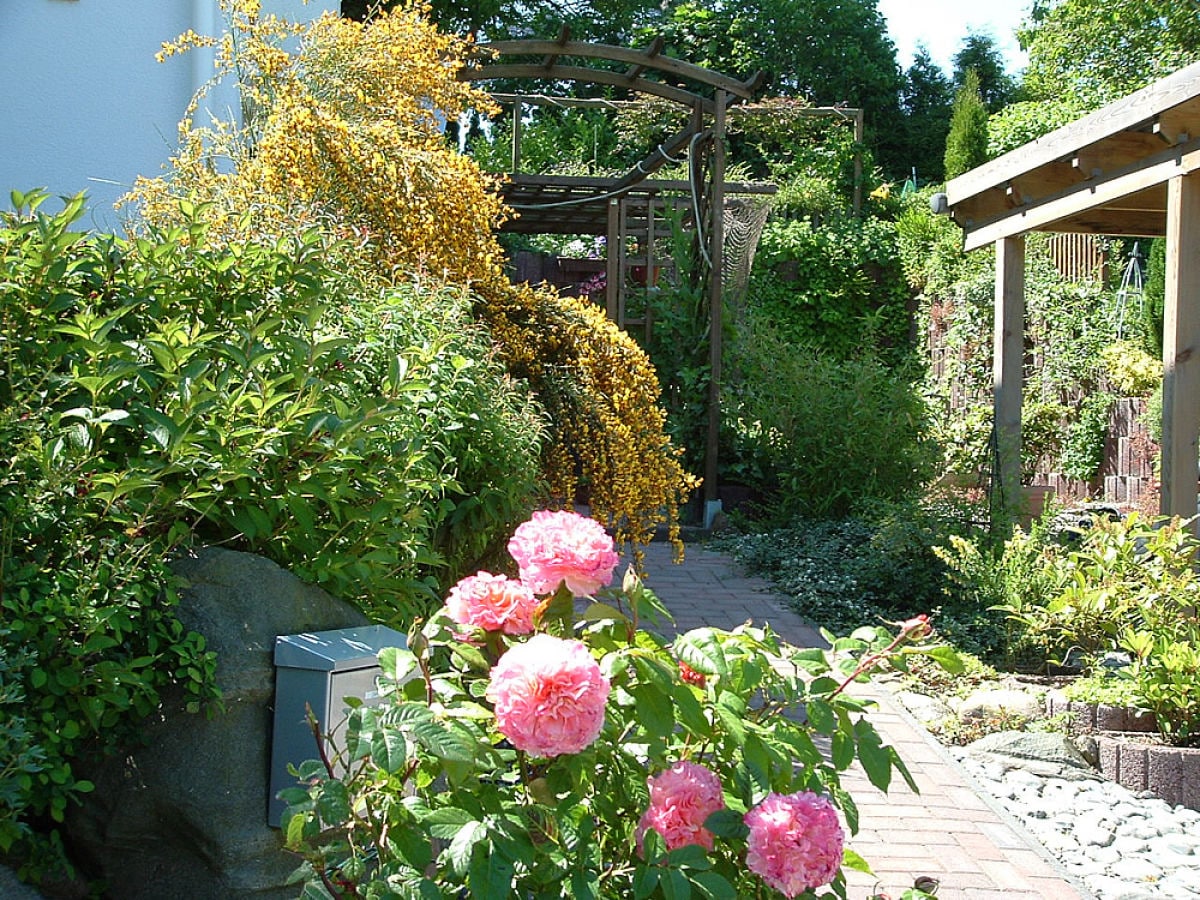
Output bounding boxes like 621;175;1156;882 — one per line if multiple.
634;540;1092;900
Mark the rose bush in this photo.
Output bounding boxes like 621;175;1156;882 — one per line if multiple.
281;510;961;898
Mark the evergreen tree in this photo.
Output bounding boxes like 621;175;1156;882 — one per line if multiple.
900;45;954;184
951;32;1017;112
943;69;989;180
1142;238;1167;358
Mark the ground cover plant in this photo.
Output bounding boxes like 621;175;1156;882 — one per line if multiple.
282;510;959;898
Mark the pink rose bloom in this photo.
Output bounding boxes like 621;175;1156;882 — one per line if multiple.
507;510;619;597
485;634;611;757
635;760;725;854
744;791;845;897
446;572;540;635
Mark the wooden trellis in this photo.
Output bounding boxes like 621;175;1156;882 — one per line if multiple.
460;33;771;516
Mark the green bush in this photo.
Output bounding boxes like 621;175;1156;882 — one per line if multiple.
0;191;543;864
727;323;938;520
747;216;912;363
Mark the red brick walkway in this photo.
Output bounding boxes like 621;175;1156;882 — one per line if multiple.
635;541;1091;900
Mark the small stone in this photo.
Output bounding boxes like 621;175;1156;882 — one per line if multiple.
959;687;1043;721
1110;857;1163;882
1077;822;1116;847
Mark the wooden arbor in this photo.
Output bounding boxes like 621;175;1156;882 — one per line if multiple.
461;36;771;519
943;62;1200;526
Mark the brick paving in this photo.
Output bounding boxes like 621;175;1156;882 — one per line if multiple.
633;540;1093;900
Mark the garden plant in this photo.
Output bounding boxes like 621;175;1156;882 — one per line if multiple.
281;510;960;898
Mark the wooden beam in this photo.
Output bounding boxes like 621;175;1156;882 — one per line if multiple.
993;236;1025;533
1154;96;1200;145
962;139;1200;250
475;40;759;99
1073;131;1166;178
947;61;1200;205
467;64;712;110
1031;210;1166;238
541;24;570;69
1160;173;1200;523
626;35;663;81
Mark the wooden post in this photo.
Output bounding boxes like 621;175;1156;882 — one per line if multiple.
511;101;522;172
993;235;1025;532
852;108;864;216
704;90;726;517
605;198;619;322
1160;173;1200;523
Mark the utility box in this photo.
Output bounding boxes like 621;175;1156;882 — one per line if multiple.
268;624;407;827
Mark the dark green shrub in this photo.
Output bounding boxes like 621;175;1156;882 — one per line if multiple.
727;323;938;520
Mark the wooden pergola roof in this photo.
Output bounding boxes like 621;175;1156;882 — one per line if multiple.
947;63;1200;251
943;62;1200;526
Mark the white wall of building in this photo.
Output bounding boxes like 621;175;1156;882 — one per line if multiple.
0;0;337;231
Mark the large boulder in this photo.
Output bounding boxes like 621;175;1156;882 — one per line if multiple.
66;548;371;900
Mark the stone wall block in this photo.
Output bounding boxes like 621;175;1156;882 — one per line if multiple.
1147;746;1183;808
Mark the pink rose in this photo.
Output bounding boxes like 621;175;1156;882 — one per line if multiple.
744;791;844;897
635;761;725;854
485;634;611;757
507;510;619;597
446;572;540;635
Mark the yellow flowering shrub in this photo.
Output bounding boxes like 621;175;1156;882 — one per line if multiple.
130;0;693;550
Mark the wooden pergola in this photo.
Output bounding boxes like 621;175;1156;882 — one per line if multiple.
461;35;769;518
943;62;1200;526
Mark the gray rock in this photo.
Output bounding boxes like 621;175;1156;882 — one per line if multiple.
966;730;1099;779
958;687;1043;722
895;690;953;725
0;866;44;899
66;548;370;900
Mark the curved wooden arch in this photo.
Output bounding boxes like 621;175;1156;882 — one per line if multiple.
463;36;763;109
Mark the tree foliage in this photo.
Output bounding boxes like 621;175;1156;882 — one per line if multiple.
900;45;953;183
951;32;1017;112
1019;0;1200;108
943;70;989;180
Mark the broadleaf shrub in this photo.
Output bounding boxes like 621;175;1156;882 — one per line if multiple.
727;321;938;520
0;191;544;867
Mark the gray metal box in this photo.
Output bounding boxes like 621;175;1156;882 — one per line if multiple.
268;624;407;826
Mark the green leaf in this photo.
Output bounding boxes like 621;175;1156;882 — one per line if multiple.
674;629;729;680
468;843;513;898
424;807;476;839
445;820;487;876
691;870;736;900
371;726;408;774
629;683;675;739
916;644;965;674
853;720;892;792
830;729;855;771
662;868;691;900
315;779;352;825
671;682;710;738
806;698;835;734
393;702;476;762
842;847;874;874
633;866;659;899
703;808;748;839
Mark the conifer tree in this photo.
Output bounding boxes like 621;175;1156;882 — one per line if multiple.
943;69;989;180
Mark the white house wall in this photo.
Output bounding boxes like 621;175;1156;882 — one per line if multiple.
0;0;337;232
